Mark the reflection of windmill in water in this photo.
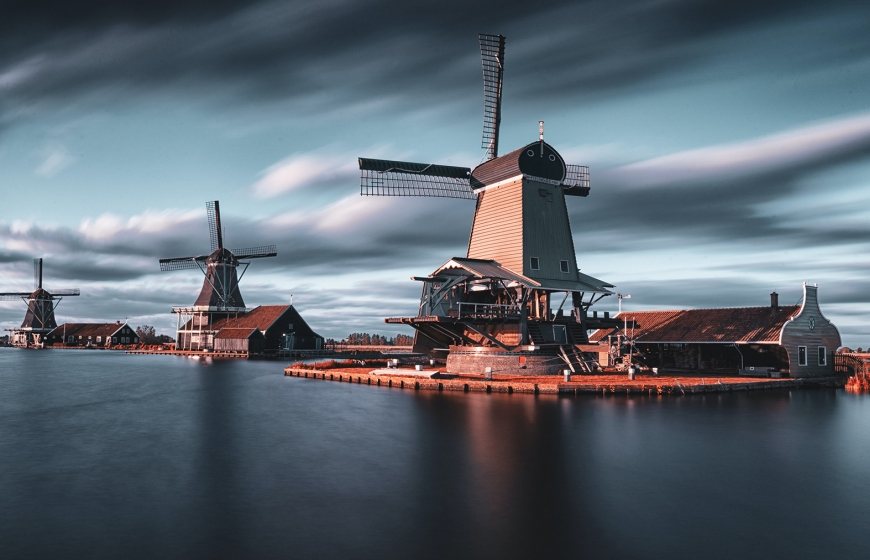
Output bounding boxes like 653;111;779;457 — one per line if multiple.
159;201;277;350
359;34;620;374
0;258;80;348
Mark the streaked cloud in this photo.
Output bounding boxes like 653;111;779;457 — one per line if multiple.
35;143;76;177
252;152;357;198
608;112;870;189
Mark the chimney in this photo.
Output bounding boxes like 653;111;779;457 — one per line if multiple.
770;291;779;310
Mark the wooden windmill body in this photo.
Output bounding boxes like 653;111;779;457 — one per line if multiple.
0;258;80;348
359;34;619;374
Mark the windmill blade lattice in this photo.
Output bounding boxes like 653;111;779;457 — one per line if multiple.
359;158;475;200
0;292;31;300
159;257;207;272
49;289;81;296
206;200;224;251
232;245;278;260
479;33;506;160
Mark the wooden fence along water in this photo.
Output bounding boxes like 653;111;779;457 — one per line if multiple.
836;353;870;394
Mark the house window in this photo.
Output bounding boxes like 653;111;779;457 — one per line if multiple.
112;337;118;343
530;257;540;270
798;346;807;366
560;260;570;273
96;336;102;343
818;346;827;366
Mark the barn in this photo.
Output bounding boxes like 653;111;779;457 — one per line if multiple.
590;285;841;377
210;305;323;354
213;328;266;354
45;322;140;348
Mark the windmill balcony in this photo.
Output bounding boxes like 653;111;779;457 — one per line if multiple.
457;302;521;320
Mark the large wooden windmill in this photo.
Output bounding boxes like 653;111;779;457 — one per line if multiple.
0;258;80;348
159;200;277;350
359;34;619;374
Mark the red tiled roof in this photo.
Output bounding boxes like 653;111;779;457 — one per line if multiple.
48;323;127;338
215;328;261;340
590;305;800;344
211;305;291;332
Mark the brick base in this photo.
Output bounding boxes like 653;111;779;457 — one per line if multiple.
445;347;567;375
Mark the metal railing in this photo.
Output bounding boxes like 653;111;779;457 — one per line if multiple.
457;302;521;319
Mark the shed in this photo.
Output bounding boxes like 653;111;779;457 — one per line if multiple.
589;285;840;377
214;328;265;354
45;322;140;347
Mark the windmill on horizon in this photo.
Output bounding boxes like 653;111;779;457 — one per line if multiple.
159;200;277;350
0;258;80;348
358;33;618;374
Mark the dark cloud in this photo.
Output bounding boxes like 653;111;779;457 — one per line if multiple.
2;0;866;120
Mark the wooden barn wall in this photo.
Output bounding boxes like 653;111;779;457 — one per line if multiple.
780;286;841;377
521;179;579;281
264;308;323;351
467;180;524;273
214;338;250;353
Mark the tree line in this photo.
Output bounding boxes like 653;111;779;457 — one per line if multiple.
326;333;414;346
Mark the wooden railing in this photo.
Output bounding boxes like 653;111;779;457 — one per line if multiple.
457;302;521;320
834;353;870;376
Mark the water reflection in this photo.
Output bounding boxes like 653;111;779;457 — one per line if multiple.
1;350;869;559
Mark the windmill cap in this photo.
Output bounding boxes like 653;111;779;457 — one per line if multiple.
471;140;566;188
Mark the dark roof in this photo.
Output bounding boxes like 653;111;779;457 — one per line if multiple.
590;306;801;344
49;323;129;338
215;328;262;340
209;305;322;340
211;305;292;332
470;141;566;187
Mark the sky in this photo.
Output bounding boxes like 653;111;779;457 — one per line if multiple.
2;0;870;346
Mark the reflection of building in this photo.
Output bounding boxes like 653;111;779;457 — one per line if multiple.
590;284;841;377
45;322;140;347
177;305;323;354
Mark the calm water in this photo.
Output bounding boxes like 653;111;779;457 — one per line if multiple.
1;349;868;559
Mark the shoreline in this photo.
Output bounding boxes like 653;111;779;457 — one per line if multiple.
284;366;845;396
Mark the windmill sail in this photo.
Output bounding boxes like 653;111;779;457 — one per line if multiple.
159;256;208;271
359;158;474;199
479;33;506;160
563;164;591;196
207;200;223;251
232;245;278;260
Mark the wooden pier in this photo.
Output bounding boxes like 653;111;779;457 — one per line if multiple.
284;366;845;396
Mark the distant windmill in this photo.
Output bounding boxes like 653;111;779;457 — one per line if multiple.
358;34;617;374
159;200;277;350
0;258;80;348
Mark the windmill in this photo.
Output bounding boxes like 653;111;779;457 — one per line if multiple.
358;33;618;374
159;200;277;350
0;258;80;348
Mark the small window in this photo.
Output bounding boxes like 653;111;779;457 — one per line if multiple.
798;346;807;366
96;336;102;343
818;346;827;366
560;260;570;273
530;257;540;270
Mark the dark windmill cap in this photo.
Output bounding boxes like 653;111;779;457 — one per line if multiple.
470;140;567;189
